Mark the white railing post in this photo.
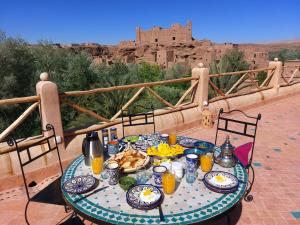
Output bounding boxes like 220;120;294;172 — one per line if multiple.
36;72;65;151
268;58;283;92
192;63;209;109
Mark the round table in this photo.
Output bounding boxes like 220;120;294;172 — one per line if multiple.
61;141;248;225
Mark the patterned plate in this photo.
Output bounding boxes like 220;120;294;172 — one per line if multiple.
204;180;238;194
178;137;198;148
126;184;163;210
121;135;140;143
204;171;239;190
62;175;96;194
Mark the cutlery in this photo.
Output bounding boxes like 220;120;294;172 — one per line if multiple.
74;186;109;203
158;204;165;222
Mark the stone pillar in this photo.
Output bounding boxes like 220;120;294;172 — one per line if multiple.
36;72;65;151
192;63;209;109
268;58;283;92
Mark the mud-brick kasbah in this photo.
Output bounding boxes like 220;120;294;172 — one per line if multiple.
55;21;300;69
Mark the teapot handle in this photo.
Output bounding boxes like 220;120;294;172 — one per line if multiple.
82;137;87;157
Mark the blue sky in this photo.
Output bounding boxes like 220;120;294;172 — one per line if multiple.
0;0;299;44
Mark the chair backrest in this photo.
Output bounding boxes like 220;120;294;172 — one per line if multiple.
7;124;63;200
215;108;261;166
121;105;155;137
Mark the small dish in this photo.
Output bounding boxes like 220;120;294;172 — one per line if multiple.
119;176;137;191
121;135;140;143
203;171;239;191
194;141;215;151
126;184;163;210
62;175;96;194
178;137;198;148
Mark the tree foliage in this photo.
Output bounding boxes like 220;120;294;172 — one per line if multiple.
269;48;300;63
0;33;190;138
209;49;250;98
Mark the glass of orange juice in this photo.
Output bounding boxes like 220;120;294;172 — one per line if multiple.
91;156;104;175
162;171;176;194
200;153;213;172
169;133;177;145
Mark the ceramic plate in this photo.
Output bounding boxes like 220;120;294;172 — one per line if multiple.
194;141;215;151
121;135;140;143
62;175;96;194
126;184;163;210
204;171;239;190
178;137;198;148
204;181;238;194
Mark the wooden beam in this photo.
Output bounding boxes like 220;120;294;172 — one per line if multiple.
209;67;273;78
209;79;225;96
146;87;175;108
0;102;39;142
60;77;198;98
260;68;276;88
64;103;198;138
175;80;199;107
0;96;40;106
288;67;299;83
209;86;273;103
225;72;249;96
62;99;109;122
110;87;145;121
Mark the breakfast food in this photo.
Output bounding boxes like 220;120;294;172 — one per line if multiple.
147;143;184;157
140;188;160;203
211;174;232;185
109;149;149;172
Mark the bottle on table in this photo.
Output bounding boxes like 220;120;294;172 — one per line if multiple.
102;128;109;149
110;127;118;141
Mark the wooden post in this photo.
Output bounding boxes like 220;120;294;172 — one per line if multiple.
268;58;283;92
192;63;209;109
36;72;65;151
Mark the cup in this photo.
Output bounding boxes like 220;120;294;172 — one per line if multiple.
107;140;119;157
162;171;176;194
169;133;177;145
91;156;104;175
186;154;199;173
153;166;167;187
160;134;169;144
171;162;184;179
186;170;197;184
200;153;213;172
105;160;120;185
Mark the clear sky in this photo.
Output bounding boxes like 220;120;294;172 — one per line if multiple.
0;0;299;45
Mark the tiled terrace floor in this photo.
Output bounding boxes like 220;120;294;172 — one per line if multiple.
0;93;300;225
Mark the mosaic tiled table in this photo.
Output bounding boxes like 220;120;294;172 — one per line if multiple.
61;144;248;225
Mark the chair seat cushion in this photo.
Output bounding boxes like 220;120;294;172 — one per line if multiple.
234;142;253;167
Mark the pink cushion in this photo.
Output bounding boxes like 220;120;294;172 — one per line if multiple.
234;142;253;167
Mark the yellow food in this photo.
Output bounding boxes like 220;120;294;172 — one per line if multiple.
147;143;184;157
215;175;226;183
143;188;153;196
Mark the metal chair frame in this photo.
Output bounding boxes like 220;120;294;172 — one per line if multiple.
214;108;261;202
121;105;155;137
7;124;65;224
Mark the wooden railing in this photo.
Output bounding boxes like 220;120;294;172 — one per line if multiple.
208;67;275;103
280;65;300;87
60;77;200;137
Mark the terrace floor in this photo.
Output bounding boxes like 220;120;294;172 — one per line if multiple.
0;93;300;225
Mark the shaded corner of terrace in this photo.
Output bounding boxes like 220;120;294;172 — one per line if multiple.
0;59;300;225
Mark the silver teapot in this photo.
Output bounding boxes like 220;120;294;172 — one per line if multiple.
215;135;237;168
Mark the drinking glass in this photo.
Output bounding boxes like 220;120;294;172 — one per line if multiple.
169;133;177;145
162;171;176;194
185;170;197;184
91;156;104;175
200;153;213;172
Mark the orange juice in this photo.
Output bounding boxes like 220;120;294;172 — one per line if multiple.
200;154;213;172
169;133;177;145
92;157;104;174
162;172;176;194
